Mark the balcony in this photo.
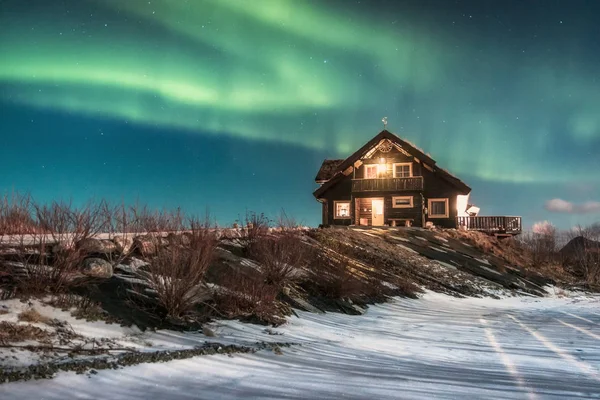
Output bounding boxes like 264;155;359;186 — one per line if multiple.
352;177;424;192
456;216;522;235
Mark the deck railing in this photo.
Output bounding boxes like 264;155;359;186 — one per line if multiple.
456;216;522;234
352;177;424;192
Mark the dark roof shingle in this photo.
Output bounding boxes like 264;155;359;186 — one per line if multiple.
315;159;344;182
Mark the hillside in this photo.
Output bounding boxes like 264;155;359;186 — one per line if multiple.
0;224;592;386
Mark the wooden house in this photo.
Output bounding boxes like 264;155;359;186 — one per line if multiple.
313;130;521;235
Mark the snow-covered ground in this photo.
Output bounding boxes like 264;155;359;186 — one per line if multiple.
2;291;600;399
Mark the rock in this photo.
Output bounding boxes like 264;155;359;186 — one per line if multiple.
77;238;117;255
132;235;159;256
114;264;136;275
112;236;133;254
81;258;113;279
165;232;191;247
52;242;73;254
202;326;216;337
128;257;150;270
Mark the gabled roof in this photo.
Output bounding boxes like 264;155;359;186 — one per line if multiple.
315;159;344;183
313;129;471;198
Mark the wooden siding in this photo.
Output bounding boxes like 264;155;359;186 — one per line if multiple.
321;174;352;226
353;192;424;227
422;166;462;228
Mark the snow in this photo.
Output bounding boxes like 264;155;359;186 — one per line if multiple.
2;292;600;399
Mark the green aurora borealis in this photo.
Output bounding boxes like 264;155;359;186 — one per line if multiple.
0;0;599;227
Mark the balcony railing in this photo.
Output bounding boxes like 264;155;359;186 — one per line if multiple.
352;177;424;192
456;216;522;234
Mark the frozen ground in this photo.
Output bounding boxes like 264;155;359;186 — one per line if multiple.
1;291;599;399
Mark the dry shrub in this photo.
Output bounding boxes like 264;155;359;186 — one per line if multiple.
237;211;270;250
0;321;51;344
133;218;218;320
518;231;557;267
18;308;52;325
248;232;308;288
561;224;600;287
213;270;282;325
275;209;301;231
0;193;39;235
128;204;185;233
14;200;108;295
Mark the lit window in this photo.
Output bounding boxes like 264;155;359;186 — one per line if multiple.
334;201;351;219
392;196;413;208
365;165;378;179
428;198;449;218
394;163;412;178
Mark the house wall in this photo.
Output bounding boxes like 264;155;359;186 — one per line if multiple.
353;192;424;227
422;167;462;228
354;147;422;178
321;174;352;226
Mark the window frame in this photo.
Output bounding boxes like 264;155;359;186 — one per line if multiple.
392;196;414;208
393;162;413;178
364;164;378;179
428;198;449;218
333;200;351;219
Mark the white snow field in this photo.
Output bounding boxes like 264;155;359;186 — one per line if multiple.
2;291;600;400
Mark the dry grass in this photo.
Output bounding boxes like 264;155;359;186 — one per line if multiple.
18;308;52;325
0;321;51;344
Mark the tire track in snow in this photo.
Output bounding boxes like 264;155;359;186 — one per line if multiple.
555;319;600;340
480;318;538;400
508;315;600;382
560;312;596;324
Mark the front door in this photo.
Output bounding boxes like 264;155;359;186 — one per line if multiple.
371;198;384;226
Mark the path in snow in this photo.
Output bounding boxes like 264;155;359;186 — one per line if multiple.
2;292;599;400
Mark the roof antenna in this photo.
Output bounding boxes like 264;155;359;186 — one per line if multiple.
382;116;388;129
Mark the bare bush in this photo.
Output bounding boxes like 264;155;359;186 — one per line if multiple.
0;193;38;236
561;224;600;287
275;209;301;232
517;223;557;267
248;232;308;288
237;211;270;250
213;270;282;325
16;200;108;294
132;218;218;320
128;204;185;233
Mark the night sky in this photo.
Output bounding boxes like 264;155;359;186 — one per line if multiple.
1;0;599;229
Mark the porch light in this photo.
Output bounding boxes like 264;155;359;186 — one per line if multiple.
377;157;387;175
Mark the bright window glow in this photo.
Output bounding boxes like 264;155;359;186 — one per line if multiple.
365;165;378;179
334;201;351;218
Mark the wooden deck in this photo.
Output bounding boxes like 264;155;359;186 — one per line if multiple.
456;216;522;235
352;177;424;192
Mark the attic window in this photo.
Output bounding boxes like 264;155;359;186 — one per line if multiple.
334;201;351;219
364;165;378;179
428;198;449;218
394;163;412;178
